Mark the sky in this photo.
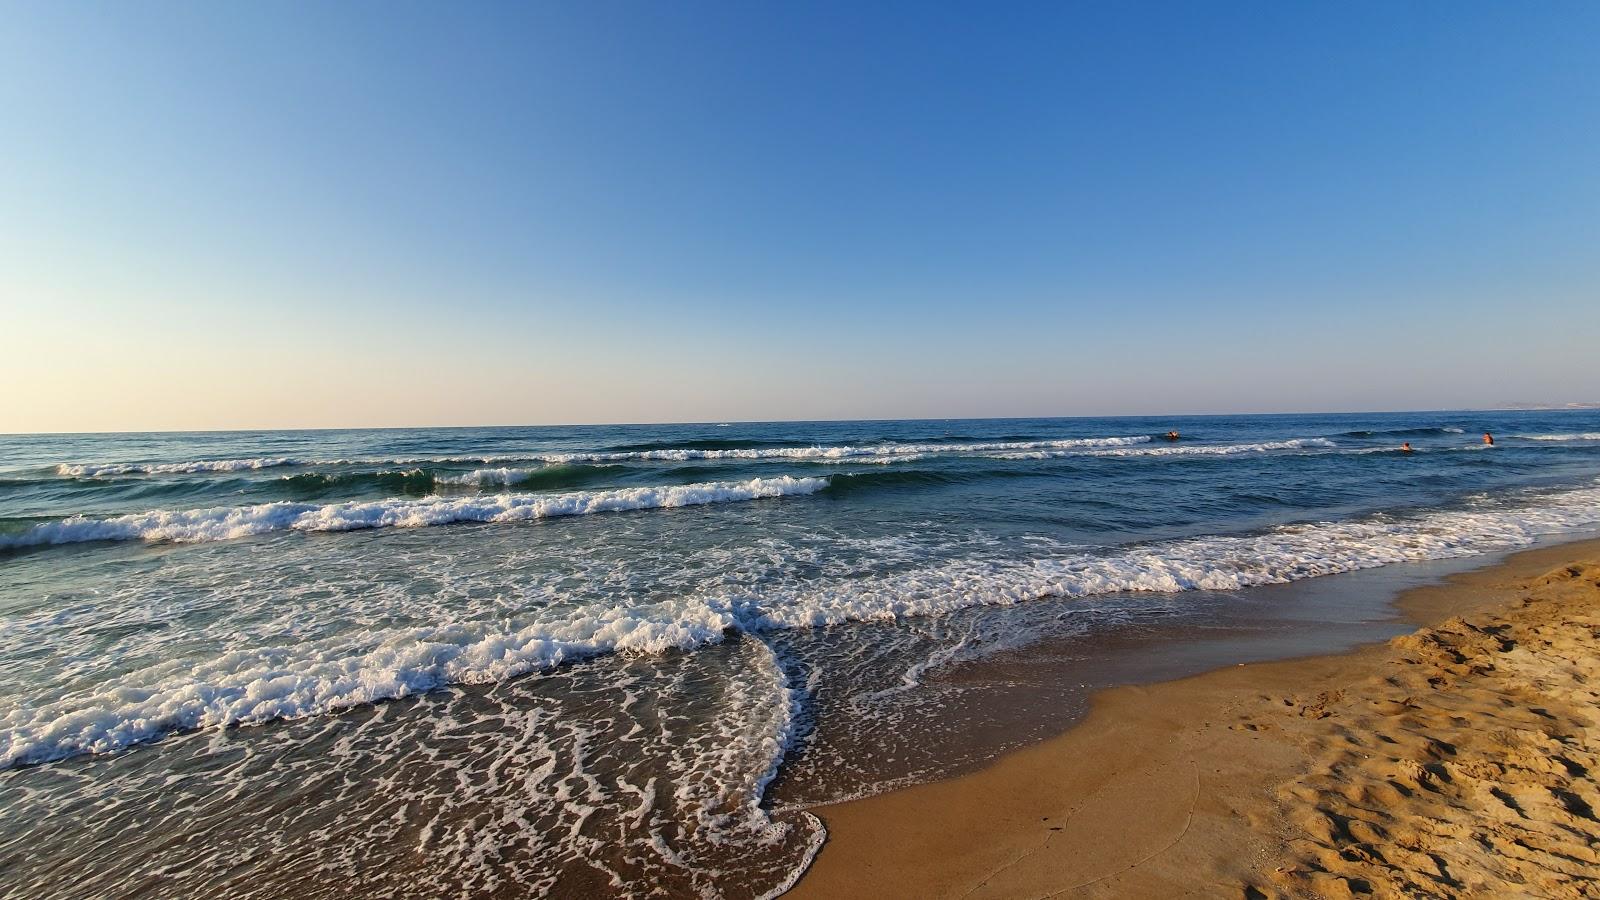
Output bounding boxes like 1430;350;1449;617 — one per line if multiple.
2;1;1598;433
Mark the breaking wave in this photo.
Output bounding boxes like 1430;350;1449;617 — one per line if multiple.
1518;433;1600;442
1342;427;1466;437
58;457;308;477
540;436;1151;463
429;464;625;489
4;479;1597;768
50;437;1153;479
0;476;829;549
992;438;1336;459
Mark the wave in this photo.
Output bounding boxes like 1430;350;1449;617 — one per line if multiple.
38;465;625;498
992;438;1336;459
0;476;828;549
815;453;931;465
52;437;1153;478
1517;433;1600;442
736;483;1600;639
53;454;553;478
608;434;1045;452
1342;427;1465;437
6;478;1598;768
539;436;1152;464
429;464;624;489
57;457;308;477
277;469;439;495
604;438;798;452
43;436;1325;491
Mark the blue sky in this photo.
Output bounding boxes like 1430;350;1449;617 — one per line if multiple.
3;1;1597;431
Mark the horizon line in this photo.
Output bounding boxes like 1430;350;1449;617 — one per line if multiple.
4;404;1595;438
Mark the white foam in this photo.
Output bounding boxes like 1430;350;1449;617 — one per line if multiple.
52;437;1154;478
5;479;1598;768
0;476;829;549
1518;433;1600;441
815;453;930;465
672;638;802;842
57;457;306;476
993;437;1336;459
434;467;542;486
54;455;547;477
538;436;1152;464
732;481;1600;634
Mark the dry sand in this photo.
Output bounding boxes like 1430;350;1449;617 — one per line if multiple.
786;539;1600;899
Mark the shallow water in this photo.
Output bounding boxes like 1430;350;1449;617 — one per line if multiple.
2;411;1598;896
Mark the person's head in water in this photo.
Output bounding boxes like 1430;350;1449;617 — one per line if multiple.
1164;430;1180;441
1483;432;1494;445
1401;442;1413;453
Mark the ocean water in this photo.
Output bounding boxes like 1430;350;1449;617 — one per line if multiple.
2;411;1599;897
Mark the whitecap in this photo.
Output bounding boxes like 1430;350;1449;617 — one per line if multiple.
0;476;830;549
5;478;1597;768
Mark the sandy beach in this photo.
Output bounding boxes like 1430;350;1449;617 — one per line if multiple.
6;3;1598;896
9;423;1600;899
789;538;1600;899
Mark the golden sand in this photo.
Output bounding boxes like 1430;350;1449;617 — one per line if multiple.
787;539;1600;899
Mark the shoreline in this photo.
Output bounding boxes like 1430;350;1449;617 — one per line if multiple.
786;536;1600;898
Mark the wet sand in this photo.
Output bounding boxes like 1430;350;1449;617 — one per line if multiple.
787;538;1600;899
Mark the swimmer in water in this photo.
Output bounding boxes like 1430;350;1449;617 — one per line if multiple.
1164;430;1180;441
1401;442;1414;453
1483;432;1494;446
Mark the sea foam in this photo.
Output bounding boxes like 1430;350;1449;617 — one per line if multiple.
992;437;1336;459
539;435;1152;464
4;479;1597;768
57;457;307;477
54;455;541;477
51;436;1154;478
433;467;540;486
0;476;829;548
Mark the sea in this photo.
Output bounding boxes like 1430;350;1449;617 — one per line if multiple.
3;410;1599;898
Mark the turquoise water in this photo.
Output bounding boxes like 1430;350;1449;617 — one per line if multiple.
2;411;1599;897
